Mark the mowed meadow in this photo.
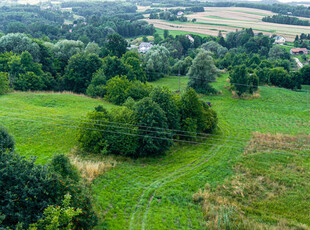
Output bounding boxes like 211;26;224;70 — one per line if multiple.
0;74;309;229
144;7;310;41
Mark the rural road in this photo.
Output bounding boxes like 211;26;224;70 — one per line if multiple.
294;57;304;69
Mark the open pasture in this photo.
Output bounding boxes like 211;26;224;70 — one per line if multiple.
0;76;309;229
146;7;310;41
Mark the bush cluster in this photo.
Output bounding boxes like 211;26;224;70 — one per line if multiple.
78;88;218;157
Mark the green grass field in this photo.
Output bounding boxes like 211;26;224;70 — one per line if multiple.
0;76;309;229
155;28;210;38
0;92;116;163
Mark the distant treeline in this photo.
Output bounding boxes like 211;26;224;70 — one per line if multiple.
262;14;310;26
0;3;155;42
139;0;310;19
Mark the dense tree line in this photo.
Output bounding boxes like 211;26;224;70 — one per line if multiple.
144;0;310;18
0;3;155;42
0;127;97;229
262;14;310;26
294;33;310;49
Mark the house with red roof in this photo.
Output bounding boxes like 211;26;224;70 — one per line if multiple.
290;48;309;55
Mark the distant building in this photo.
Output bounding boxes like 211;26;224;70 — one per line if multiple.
290;48;309;55
138;42;153;53
177;11;184;17
186;34;194;43
274;36;286;45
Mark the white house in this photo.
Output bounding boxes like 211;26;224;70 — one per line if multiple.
186;34;194;43
138;42;153;54
177;11;184;17
274;36;286;45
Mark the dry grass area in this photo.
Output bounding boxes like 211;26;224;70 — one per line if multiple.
247;132;310;153
193;132;310;229
70;155;116;183
146;7;310;41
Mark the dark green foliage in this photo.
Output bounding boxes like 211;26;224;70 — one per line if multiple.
0;33;41;62
77;106;139;157
172;56;192;75
104;76;151;105
49;154;79;182
179;88;217;135
133;97;173;157
102;56;128;80
122;52;146;82
269;67;301;90
300;65;310;85
104;76;131;105
105;108;139;157
14;72;45;91
230;65;253;96
63;53;103;93
78;108;111;154
86;69;107;98
145;45;170;81
0;72;10;95
126;80;151;101
0;126;15;154
0;153;62;228
187;50;220;94
263;14;310;26
106;33;128;58
150;87;180;130
268;45;290;60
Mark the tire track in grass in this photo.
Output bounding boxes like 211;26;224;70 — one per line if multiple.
129;122;240;229
128;143;218;229
140;123;240;229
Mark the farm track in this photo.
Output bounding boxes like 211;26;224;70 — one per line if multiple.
128;120;246;229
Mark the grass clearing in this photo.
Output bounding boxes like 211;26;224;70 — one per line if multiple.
0;91;116;164
193;132;310;229
155;28;209;38
0;75;309;229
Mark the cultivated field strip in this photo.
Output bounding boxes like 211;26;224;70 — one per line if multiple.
145;7;310;41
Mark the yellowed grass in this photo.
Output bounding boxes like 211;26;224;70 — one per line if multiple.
246;132;310;153
70;156;116;183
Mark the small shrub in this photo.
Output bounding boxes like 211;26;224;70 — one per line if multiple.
0;126;15;154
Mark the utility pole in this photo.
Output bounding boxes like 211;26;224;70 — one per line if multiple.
307;90;310;115
178;69;181;93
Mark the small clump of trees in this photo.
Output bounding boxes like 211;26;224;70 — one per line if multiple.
77;88;218;157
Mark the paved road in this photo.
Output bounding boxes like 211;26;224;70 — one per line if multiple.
293;57;304;69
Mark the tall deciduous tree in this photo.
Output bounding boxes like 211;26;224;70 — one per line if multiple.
150;87;180;130
0;33;41;62
187;49;220;94
145;45;170;81
106;33;128;58
63;53;103;93
133;97;173;157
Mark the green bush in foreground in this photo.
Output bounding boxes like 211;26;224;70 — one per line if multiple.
0;126;15;154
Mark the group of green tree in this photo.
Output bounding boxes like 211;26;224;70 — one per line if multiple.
197;29;310;94
262;14;310;26
78;87;217;158
0;3;155;43
0;127;97;229
150;11;188;22
294;33;310;49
